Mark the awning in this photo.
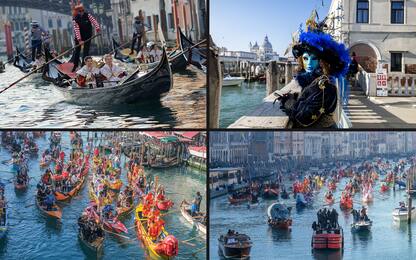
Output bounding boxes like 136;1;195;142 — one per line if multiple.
189;146;206;159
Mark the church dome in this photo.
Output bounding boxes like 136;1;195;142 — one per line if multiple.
262;35;272;50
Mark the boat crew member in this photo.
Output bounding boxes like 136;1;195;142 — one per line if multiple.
130;12;145;55
71;4;100;72
30;21;47;62
277;15;350;128
99;54;127;87
76;56;100;88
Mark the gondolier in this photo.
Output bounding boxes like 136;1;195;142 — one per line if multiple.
71;4;100;72
30;21;47;62
130;11;145;55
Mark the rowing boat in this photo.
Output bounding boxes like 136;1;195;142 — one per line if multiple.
14;179;28;191
44;48;172;105
78;231;104;254
36;195;62;219
55;174;86;201
180;200;206;234
135;204;178;259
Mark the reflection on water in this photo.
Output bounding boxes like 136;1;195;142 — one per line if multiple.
210;177;416;259
0;64;206;128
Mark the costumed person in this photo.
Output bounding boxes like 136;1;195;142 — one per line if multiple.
130;11;145;55
99;54;127;87
71;2;100;72
30;21;47;62
76;56;100;87
276;12;350;128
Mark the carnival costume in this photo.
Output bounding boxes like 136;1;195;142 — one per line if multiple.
278;14;350;128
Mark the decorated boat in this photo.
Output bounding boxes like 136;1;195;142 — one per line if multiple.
135;204;179;259
267;203;292;229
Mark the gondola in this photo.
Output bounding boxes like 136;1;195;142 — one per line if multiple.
113;37;187;73
180;200;206;234
178;27;206;70
44;47;172;105
13;48;33;73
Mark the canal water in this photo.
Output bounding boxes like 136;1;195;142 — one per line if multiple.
220;81;266;128
0;63;206;128
210;177;416;259
0;132;206;259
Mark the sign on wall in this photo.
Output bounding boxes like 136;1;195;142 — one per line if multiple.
376;68;388;96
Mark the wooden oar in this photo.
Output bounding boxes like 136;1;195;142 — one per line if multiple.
103;229;131;240
1;33;101;93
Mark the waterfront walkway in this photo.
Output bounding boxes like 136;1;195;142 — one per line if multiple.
346;85;416;128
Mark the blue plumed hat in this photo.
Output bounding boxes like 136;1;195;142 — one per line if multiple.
292;12;351;77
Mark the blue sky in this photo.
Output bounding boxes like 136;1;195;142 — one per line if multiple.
210;0;332;56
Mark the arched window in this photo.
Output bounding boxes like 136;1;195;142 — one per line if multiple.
356;0;369;23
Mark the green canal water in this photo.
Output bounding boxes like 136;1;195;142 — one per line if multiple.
0;132;206;259
210;177;416;259
220;81;267;128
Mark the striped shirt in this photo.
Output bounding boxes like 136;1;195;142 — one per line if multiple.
72;13;100;41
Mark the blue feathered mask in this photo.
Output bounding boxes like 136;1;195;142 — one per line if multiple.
293;31;351;78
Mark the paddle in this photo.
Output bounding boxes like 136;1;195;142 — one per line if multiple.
0;33;101;94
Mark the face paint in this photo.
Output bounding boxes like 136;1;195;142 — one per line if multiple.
302;52;319;73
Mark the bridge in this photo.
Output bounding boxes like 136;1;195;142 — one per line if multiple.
0;0;111;15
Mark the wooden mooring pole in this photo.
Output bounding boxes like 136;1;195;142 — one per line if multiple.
266;61;278;96
208;36;222;128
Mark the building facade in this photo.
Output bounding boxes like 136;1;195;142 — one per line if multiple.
112;0;206;47
0;6;73;53
210;132;249;165
328;0;416;74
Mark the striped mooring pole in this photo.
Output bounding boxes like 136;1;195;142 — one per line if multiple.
24;26;30;56
4;21;13;60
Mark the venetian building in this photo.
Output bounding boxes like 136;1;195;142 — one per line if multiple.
327;0;416;74
259;35;273;61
